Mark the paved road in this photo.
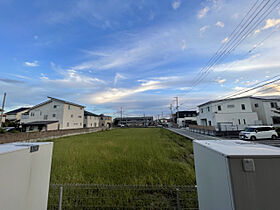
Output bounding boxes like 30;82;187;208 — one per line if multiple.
167;128;223;140
167;128;280;149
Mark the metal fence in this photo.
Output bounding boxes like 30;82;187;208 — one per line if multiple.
48;184;198;210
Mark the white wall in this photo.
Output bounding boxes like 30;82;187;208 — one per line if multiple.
22;101;64;128
62;103;84;129
177;117;197;127
21;100;84;130
84;116;99;128
198;98;258;128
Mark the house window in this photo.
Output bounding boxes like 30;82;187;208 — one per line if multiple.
80;123;82;126
94;123;97;127
201;108;203;113
227;104;235;108
207;107;210;112
67;122;69;127
68;105;71;110
31;112;35;117
241;104;246;110
44;115;48;120
208;121;212;126
40;111;42;116
238;119;241;125
71;114;73;118
218;105;221;111
243;119;246;124
91;123;92;127
53;114;56;118
78;115;82;118
255;103;259;108
80;107;83;110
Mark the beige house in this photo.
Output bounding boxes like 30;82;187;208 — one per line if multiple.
5;107;30;122
84;111;100;128
99;114;112;128
21;97;85;131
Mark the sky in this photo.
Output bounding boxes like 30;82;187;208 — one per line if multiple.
1;0;280;118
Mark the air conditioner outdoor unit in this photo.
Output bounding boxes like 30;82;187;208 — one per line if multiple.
193;140;280;210
0;142;53;210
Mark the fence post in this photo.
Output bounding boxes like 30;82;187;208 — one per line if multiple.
176;188;181;210
58;186;63;210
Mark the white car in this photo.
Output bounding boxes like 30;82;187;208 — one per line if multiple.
239;126;278;141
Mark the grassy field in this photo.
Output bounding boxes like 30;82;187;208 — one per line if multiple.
49;128;196;186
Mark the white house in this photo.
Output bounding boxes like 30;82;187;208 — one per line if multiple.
21;97;85;131
175;111;197;127
5;107;30;121
197;96;280;131
84;111;100;128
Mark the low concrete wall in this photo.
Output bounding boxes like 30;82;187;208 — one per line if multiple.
0;127;109;144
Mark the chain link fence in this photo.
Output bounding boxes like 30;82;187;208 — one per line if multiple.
48;184;198;210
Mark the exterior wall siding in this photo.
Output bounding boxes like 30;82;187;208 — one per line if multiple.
84;116;99;128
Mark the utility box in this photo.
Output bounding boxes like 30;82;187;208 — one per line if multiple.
193;140;280;210
0;142;53;210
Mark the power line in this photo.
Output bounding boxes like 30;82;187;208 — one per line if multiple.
192;0;279;89
187;0;279;93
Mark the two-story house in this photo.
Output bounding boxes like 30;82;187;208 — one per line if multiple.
175;111;197;127
84;111;100;128
99;114;112;128
197;96;280;131
5;107;30;122
21;97;85;131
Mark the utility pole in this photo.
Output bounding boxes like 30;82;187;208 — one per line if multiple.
169;104;173;126
174;97;179;126
143;113;146;127
120;107;123;124
0;92;7;128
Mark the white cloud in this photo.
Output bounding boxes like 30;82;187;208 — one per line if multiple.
200;25;210;33
172;1;181;10
24;61;39;67
232;13;239;19
215;77;226;84
216;21;225;28
221;37;229;43
246;80;258;86
85;76;183;104
41;69;105;88
181;40;187;51
34;35;38;40
262;19;280;30
197;7;209;19
255;19;280;35
114;73;126;85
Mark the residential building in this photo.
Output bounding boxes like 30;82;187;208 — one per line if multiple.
197;96;280;131
21;97;85;130
22;121;59;132
99;114;112;128
175;111;197;127
114;116;153;127
5;107;30;122
84;111;100;128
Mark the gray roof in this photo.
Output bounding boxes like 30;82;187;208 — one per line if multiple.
29;97;85;111
5;107;30;115
198;96;280;107
84;111;99;117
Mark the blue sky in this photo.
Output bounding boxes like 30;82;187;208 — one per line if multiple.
1;0;280;118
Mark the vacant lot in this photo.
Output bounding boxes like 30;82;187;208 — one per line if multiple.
50;128;195;185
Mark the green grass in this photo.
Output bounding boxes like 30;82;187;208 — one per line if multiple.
50;128;195;185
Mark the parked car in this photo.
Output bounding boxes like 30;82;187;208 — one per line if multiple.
239;126;278;141
118;124;125;128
